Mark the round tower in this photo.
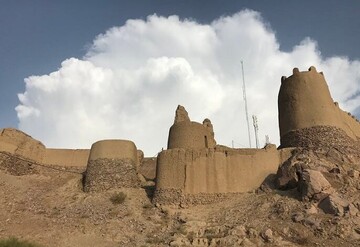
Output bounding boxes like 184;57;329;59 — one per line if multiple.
278;66;338;138
83;139;140;192
167;105;216;149
167;121;216;149
278;66;360;149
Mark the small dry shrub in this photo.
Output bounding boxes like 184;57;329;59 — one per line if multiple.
143;202;153;209
174;225;187;235
110;192;127;204
0;237;41;247
294;237;309;245
145;236;162;245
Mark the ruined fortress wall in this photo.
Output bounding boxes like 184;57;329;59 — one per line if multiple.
184;146;283;194
167;122;216;149
336;107;360;138
139;157;157;180
0;128;90;167
43;149;90;167
278;66;360;144
154;146;293;204
0;128;45;162
155;149;187;190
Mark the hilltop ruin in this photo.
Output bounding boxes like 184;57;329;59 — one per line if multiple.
3;66;360;246
1;66;360;204
153;105;292;205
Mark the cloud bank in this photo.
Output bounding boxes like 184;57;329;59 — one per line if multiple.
16;10;360;155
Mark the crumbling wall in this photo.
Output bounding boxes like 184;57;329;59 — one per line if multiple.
185;145;284;194
155;106;294;205
0;152;39;176
43;149;90;167
279;66;360;148
167;105;216;149
139;157;157;180
154;145;293;205
168;122;216;149
0;128;92;167
83;140;140;192
0;128;45;162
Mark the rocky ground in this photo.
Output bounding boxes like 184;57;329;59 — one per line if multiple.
1;145;360;247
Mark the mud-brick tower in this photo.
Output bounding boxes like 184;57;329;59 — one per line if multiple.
278;66;360;149
83;140;140;192
167;105;216;149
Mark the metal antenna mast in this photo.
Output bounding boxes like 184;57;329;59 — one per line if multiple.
265;135;270;145
241;61;252;148
252;115;259;148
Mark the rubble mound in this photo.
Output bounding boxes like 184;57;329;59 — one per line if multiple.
272;145;360;244
83;158;140;192
280;125;360;155
0;152;38;176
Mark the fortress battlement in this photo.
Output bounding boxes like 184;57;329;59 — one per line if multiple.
280;66;324;83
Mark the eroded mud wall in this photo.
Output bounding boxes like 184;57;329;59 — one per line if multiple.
154;146;293;204
184;146;282;194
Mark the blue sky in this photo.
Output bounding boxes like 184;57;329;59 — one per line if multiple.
1;1;360;154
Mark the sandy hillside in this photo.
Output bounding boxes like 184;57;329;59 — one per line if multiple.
1;147;360;247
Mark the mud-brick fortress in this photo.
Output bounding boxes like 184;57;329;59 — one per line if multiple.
1;66;360;205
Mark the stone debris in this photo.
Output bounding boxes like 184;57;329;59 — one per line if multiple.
318;194;350;216
348;169;360;178
260;228;273;242
348;203;359;216
0;152;38;176
298;169;334;201
275;153;307;190
305;204;318;214
83;158;140;192
230;225;247;237
170;235;191;246
291;212;304;223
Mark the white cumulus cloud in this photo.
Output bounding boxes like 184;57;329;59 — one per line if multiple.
16;10;360;155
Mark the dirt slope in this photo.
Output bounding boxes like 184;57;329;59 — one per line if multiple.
1;149;360;247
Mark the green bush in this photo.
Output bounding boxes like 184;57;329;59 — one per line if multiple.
0;237;41;247
110;192;127;204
